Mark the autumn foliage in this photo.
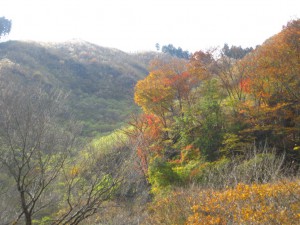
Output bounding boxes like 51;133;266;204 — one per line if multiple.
128;19;300;224
145;179;300;225
187;180;300;224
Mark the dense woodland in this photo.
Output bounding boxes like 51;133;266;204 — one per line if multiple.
0;16;300;224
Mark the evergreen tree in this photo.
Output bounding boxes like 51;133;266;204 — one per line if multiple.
0;17;12;39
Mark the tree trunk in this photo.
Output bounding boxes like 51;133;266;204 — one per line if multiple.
20;191;32;225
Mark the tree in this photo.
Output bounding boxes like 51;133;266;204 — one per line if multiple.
0;79;125;224
52;145;121;225
0;17;12;39
161;44;190;59
0;84;69;225
0;82;76;225
124;113;163;176
134;58;198;129
228;19;300;152
222;43;253;59
155;43;160;51
173;78;225;161
216;53;248;102
134;71;174;128
193;79;225;160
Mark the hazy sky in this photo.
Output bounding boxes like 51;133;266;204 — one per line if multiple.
1;0;299;53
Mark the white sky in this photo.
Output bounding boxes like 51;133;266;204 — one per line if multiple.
1;0;299;53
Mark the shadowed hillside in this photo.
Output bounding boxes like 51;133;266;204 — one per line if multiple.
0;40;158;136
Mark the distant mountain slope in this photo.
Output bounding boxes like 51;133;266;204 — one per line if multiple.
0;40;157;136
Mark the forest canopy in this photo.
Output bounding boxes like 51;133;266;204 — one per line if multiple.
128;19;300;223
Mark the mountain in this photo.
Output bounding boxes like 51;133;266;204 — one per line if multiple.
0;40;157;136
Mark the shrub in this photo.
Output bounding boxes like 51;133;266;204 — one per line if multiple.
187;180;300;225
144;179;300;225
148;157;181;193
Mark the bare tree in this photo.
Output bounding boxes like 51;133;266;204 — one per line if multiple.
0;80;130;225
0;82;76;225
52;144;122;225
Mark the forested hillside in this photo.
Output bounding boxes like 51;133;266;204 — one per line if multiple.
128;19;300;224
0;40;155;136
0;18;299;225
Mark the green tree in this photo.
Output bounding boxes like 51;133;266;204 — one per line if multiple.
155;43;160;51
0;17;11;39
161;44;190;59
184;79;225;161
222;43;253;59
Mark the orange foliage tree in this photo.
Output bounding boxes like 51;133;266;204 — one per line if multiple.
135;58;200;122
237;19;300;149
125;113;163;176
132;57;205;173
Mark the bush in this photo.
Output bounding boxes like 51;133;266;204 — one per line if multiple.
148;157;181;193
187;180;300;225
189;144;287;189
144;188;197;225
144;179;300;225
